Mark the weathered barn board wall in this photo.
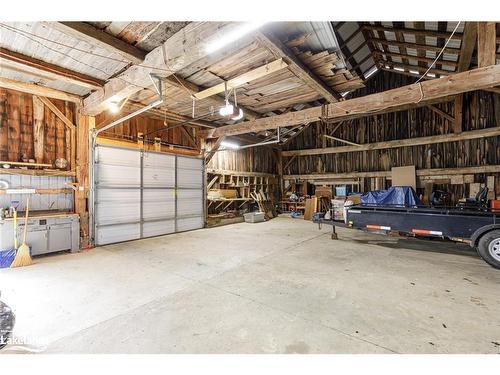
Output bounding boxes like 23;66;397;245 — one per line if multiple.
283;70;500;201
205;140;277;174
95;112;198;149
0;87;75;166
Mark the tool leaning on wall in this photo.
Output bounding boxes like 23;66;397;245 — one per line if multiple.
10;196;32;268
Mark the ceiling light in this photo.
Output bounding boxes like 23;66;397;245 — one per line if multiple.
206;22;268;53
220;140;240;150
219;104;235;117
108;100;120;113
231;108;244;121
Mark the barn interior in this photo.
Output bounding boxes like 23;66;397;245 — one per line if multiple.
0;20;499;354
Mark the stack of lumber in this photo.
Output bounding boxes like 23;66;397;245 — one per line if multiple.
250;190;275;220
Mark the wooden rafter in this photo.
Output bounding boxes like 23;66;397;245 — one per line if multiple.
194;59;288;100
373;50;458;67
0;47;104;90
457;22;477;72
0;76;81;103
164;73;261;121
369;38;461;55
363;24;463;41
46;22;146;64
255;30;341;102
82;22;241;115
382;61;452;77
205;64;500;138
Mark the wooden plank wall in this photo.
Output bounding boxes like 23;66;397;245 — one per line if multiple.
205;140;277;174
0;87;75;166
283;70;500;202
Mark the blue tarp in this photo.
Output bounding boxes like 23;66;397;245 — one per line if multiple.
0;249;16;268
361;186;422;207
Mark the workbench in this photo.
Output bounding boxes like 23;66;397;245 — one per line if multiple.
0;212;79;256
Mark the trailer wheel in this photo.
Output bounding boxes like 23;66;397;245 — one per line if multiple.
477;230;500;269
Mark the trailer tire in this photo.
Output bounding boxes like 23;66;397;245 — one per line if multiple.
477;230;500;269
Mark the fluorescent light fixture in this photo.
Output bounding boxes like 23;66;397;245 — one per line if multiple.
206;22;267;53
427;73;436;78
409;70;419;75
219;104;234;117
394;67;404;72
340;91;350;97
220;140;240;150
231;108;244;121
107;100;120;113
364;66;378;79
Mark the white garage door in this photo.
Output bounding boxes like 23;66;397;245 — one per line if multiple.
93;145;204;246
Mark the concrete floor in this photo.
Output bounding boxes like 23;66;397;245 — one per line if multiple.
1;216;499;354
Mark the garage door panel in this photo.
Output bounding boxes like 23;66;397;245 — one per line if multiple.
177;217;204;232
142;220;175;237
96;223;141;245
143;189;175;220
143;153;175;187
95;189;140;226
97;164;141;187
177;189;203;217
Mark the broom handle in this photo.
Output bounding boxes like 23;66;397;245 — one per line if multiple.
22;196;30;245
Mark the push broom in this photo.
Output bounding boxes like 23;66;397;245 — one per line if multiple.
11;196;32;268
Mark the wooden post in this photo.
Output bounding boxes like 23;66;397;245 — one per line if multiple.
454;94;463;134
277;150;283;203
33;95;45;163
76;112;94;248
477;22;496;67
0;89;8;160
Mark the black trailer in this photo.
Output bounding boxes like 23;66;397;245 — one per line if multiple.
318;204;500;269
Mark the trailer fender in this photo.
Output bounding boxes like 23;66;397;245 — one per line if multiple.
470;224;500;247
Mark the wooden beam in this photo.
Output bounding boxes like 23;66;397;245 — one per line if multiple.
82;22;242;115
255;30;341;102
426;104;455;123
284;165;500;181
0;76;81;103
204;137;225;166
206;64;500;138
76;113;93;248
457;22;478;72
206;169;276;178
363;24;463;41
46;22;146;64
477;22;497;67
0;47;104;90
179;125;198;149
373;50;458;67
36;96;76;130
324;135;361;147
382;61;453;77
164;74;261;121
32;95;45;164
194;59;287;100
282;126;500;157
369;38;461;55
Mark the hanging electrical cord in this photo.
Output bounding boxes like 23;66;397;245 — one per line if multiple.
415;21;462;84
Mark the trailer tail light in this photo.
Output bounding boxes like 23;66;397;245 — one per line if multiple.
411;229;443;236
366;225;391;230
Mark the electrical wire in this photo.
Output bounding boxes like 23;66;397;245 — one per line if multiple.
415;21;462;84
